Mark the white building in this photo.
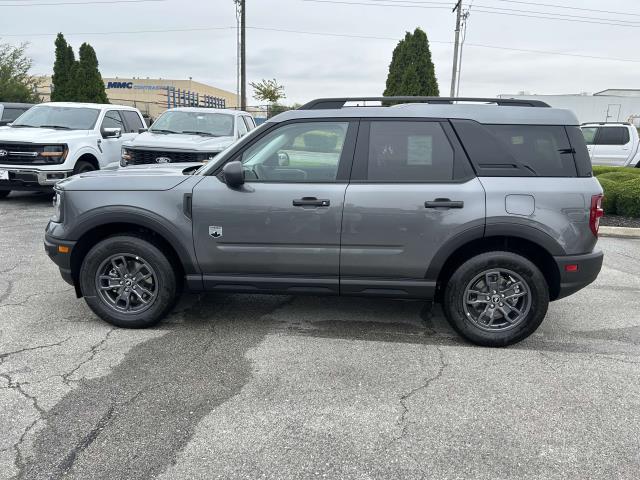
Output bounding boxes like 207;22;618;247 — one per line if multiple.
498;89;640;126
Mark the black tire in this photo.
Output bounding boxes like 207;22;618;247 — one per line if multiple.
0;190;10;199
443;251;549;347
73;160;96;175
79;235;178;328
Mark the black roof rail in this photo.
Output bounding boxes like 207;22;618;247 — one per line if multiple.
581;121;631;126
298;96;551;110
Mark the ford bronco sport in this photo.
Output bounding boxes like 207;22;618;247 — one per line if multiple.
44;97;604;347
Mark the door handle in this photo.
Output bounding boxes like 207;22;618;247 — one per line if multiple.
293;197;330;207
425;199;464;209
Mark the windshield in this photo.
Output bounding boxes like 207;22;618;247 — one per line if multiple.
150;111;234;136
12;105;100;130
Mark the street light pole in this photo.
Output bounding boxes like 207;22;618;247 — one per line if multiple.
240;0;246;110
449;0;462;97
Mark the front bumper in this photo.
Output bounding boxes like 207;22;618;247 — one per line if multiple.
44;231;76;286
553;250;603;300
0;168;71;190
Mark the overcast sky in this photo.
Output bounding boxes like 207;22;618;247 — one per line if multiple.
1;0;638;104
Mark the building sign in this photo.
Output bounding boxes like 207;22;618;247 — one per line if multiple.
105;81;170;91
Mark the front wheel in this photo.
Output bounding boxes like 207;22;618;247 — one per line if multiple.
73;160;96;175
443;252;549;347
79;236;178;328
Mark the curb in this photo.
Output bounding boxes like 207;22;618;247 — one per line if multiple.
599;226;640;239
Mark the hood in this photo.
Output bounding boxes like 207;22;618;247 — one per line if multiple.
125;131;235;152
0;127;91;142
57;164;195;191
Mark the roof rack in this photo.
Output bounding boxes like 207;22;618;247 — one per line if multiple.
298;96;551;110
581;121;631;126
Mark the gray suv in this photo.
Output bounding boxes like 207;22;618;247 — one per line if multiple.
44;97;604;346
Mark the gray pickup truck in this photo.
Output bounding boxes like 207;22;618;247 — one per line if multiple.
45;97;604;346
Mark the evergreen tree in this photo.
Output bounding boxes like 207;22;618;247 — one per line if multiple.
76;43;108;103
51;33;76;101
383;28;439;97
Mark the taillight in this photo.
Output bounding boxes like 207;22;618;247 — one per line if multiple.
590;194;604;237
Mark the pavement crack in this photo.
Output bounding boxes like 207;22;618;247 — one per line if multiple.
61;329;115;385
0;337;71;361
57;404;116;477
1;371;48;478
0;288;74;309
393;345;448;442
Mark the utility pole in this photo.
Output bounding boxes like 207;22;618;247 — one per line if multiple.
240;0;246;110
449;0;462;97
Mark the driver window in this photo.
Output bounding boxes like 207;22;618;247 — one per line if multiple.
102;110;124;130
240;122;348;182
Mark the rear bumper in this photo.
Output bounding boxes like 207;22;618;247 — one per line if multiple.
44;232;76;286
0;168;71;190
553;250;603;300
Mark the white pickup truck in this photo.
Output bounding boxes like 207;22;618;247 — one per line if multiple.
0;102;145;198
581;122;640;167
120;107;256;167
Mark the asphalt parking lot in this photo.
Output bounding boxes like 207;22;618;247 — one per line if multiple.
1;191;640;480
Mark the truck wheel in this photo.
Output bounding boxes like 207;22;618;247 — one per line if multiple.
79;235;178;328
0;190;10;199
443;252;549;347
73;160;96;175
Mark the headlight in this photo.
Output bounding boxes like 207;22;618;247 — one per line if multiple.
40;145;68;163
51;190;63;222
121;147;131;167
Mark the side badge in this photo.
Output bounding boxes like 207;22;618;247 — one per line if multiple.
209;226;223;239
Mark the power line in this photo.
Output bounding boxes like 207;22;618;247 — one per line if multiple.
360;0;640;17
0;0;164;5
1;24;639;64
302;0;640;26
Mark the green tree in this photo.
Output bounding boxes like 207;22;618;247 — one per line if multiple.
51;33;76;101
0;41;41;103
250;78;286;104
75;42;108;103
383;28;439;97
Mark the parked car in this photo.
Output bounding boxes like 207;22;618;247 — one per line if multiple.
0;102;33;126
581;122;640;167
120;107;256;167
45;96;603;347
0;102;145;197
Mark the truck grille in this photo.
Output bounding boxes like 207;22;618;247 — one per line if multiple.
127;149;212;165
0;143;44;164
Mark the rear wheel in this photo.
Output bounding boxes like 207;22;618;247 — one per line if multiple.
0;190;10;199
73;160;96;175
79;236;178;328
443;251;549;347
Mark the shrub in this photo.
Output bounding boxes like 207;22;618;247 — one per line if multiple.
593;166;640;177
597;177;620;214
597;171;640;184
616;177;640;217
302;132;339;152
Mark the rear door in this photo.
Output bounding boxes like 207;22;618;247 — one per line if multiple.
581;126;598;161
592;126;632;166
340;119;485;298
191;119;358;293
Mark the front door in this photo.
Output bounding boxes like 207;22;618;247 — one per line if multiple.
192;120;358;294
98;110;128;167
340;120;485;298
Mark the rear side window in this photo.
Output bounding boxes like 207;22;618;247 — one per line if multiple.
581;127;598;145
451;120;577;177
596;127;630;145
366;121;454;182
2;107;27;122
121;110;144;132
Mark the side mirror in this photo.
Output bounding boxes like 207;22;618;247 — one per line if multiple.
102;127;122;139
138;128;148;134
277;151;290;166
223;160;245;187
